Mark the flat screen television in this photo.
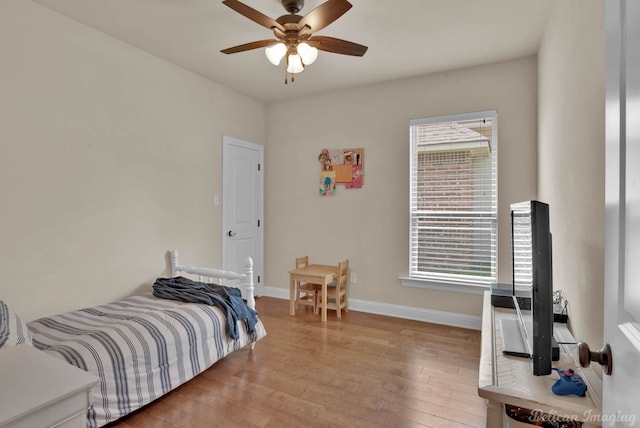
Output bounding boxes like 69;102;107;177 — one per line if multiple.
501;200;554;376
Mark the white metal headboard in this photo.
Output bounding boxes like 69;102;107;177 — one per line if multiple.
169;249;255;311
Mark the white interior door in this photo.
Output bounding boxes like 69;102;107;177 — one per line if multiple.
222;136;264;297
603;1;640;425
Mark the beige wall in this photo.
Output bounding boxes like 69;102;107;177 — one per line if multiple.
538;0;605;346
265;57;538;317
0;1;266;321
1;0;607;339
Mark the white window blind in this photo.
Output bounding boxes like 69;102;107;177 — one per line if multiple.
511;201;533;290
409;111;497;287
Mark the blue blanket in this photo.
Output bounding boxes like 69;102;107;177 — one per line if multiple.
152;277;257;340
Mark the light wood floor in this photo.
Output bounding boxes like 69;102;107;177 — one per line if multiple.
109;297;487;428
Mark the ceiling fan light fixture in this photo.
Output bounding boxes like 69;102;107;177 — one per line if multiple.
286;53;304;74
221;0;368;84
297;42;318;65
265;42;287;65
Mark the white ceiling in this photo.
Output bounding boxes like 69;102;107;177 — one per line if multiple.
33;0;552;104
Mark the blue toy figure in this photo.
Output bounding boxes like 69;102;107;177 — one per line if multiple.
551;368;587;396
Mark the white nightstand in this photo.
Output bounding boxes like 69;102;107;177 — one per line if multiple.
0;345;99;428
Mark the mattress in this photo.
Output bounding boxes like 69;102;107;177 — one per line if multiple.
28;293;266;427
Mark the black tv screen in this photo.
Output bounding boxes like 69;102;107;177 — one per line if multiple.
510;200;553;376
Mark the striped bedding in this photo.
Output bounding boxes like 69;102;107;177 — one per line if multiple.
27;293;266;428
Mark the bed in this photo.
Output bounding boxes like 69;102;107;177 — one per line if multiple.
23;250;266;428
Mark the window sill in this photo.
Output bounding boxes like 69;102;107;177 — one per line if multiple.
399;276;490;295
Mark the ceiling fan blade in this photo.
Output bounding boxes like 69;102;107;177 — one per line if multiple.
221;39;279;54
222;0;285;32
298;0;352;33
307;36;368;56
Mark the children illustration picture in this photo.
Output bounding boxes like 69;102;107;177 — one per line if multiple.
319;171;336;196
317;148;364;196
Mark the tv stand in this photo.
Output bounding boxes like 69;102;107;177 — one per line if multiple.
500;316;560;361
491;285;531;310
478;291;602;427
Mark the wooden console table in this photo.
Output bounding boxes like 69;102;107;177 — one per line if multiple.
478;291;602;427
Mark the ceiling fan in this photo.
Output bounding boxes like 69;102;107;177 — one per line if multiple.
220;0;368;83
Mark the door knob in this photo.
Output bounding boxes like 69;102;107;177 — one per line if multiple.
578;342;613;376
228;230;236;237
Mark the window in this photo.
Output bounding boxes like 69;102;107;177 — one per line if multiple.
511;201;533;290
404;110;497;292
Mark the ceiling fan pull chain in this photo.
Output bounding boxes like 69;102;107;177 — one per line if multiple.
285;54;289;84
285;71;295;84
284;63;289;84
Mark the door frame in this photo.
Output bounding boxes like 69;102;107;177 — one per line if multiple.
221;136;264;296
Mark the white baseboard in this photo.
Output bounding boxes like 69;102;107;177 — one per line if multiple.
259;286;481;331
